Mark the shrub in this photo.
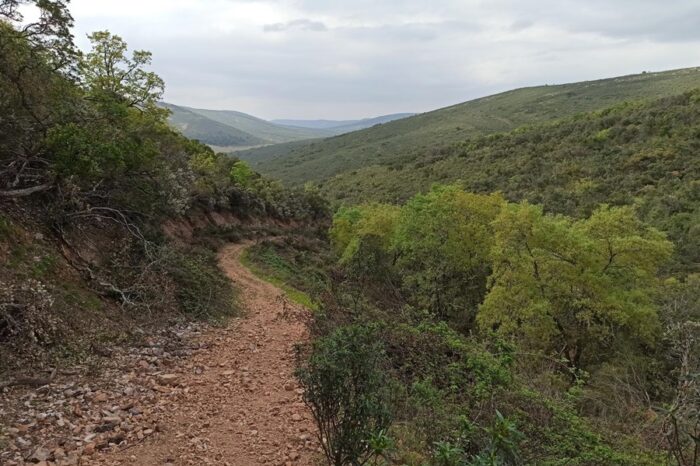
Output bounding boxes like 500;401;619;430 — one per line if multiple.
296;324;393;465
159;246;236;320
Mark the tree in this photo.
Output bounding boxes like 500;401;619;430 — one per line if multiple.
478;203;673;368
330;203;400;290
0;1;78;197
0;0;77;70
80;30;164;111
393;186;504;325
230;160;255;188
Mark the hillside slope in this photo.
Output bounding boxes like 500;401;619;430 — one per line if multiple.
326;91;700;271
162;103;267;148
238;67;700;184
185;106;332;143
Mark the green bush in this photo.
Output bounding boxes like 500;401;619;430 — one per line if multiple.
296;324;393;465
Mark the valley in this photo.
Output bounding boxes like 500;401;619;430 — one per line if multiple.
1;2;699;465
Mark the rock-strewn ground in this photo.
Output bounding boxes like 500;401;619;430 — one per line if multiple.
1;242;319;465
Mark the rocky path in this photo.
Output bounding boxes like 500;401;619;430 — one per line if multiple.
1;242;320;465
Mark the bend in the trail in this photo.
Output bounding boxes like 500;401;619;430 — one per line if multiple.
97;241;320;466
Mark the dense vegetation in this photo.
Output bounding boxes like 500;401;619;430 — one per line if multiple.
234;58;700;466
279;186;698;465
325;92;700;273
0;0;328;368
239;67;700;185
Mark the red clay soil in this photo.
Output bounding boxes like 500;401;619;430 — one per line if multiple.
97;242;320;465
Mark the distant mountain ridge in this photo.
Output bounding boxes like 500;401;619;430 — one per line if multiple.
273;113;416;132
272;119;359;130
162;103;267;149
185;107;331;143
162;103;415;151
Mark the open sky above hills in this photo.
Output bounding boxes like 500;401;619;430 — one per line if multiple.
66;0;700;119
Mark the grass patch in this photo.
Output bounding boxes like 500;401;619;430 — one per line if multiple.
240;245;319;310
0;214;15;240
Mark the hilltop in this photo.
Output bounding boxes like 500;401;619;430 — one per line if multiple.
238;67;700;185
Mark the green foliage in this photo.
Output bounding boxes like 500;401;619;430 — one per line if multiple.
81;30;164;111
433;411;524;466
297;324;393;466
479;203;673;367
433;441;466;466
472;411;524;466
159;246;237;320
318;91;700;273
321;185;676;464
330;203;400;286
512;386;665;466
0;0;77;70
393;187;504;324
230;160;255;188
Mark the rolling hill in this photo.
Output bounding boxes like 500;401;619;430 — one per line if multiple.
162;103;267;148
184;107;332;143
272;113;415;134
272;118;359;130
164;103;416;150
238;67;700;185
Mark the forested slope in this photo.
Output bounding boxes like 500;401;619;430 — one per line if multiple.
325;92;700;271
239;67;700;185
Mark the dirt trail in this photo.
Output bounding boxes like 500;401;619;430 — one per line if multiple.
101;241;319;465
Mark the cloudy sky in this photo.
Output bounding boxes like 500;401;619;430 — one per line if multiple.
68;0;700;120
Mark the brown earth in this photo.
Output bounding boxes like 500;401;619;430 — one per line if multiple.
0;242;320;466
99;242;320;466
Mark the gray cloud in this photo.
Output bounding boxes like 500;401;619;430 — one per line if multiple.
67;0;700;119
264;18;327;32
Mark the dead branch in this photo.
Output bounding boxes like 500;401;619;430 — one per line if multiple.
0;182;52;197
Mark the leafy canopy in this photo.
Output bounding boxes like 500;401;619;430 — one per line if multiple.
330;186;674;368
478;203;673;367
81;30;164;111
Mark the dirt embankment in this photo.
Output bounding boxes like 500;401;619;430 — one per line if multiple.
1;242;320;466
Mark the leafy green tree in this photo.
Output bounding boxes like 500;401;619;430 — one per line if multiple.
0;1;78;197
478;203;673;367
229;160;255;188
329;203;401;293
0;0;77;70
80;30;164;111
393;185;504;325
331;204;399;263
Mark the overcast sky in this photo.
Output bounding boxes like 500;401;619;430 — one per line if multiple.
68;0;700;120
